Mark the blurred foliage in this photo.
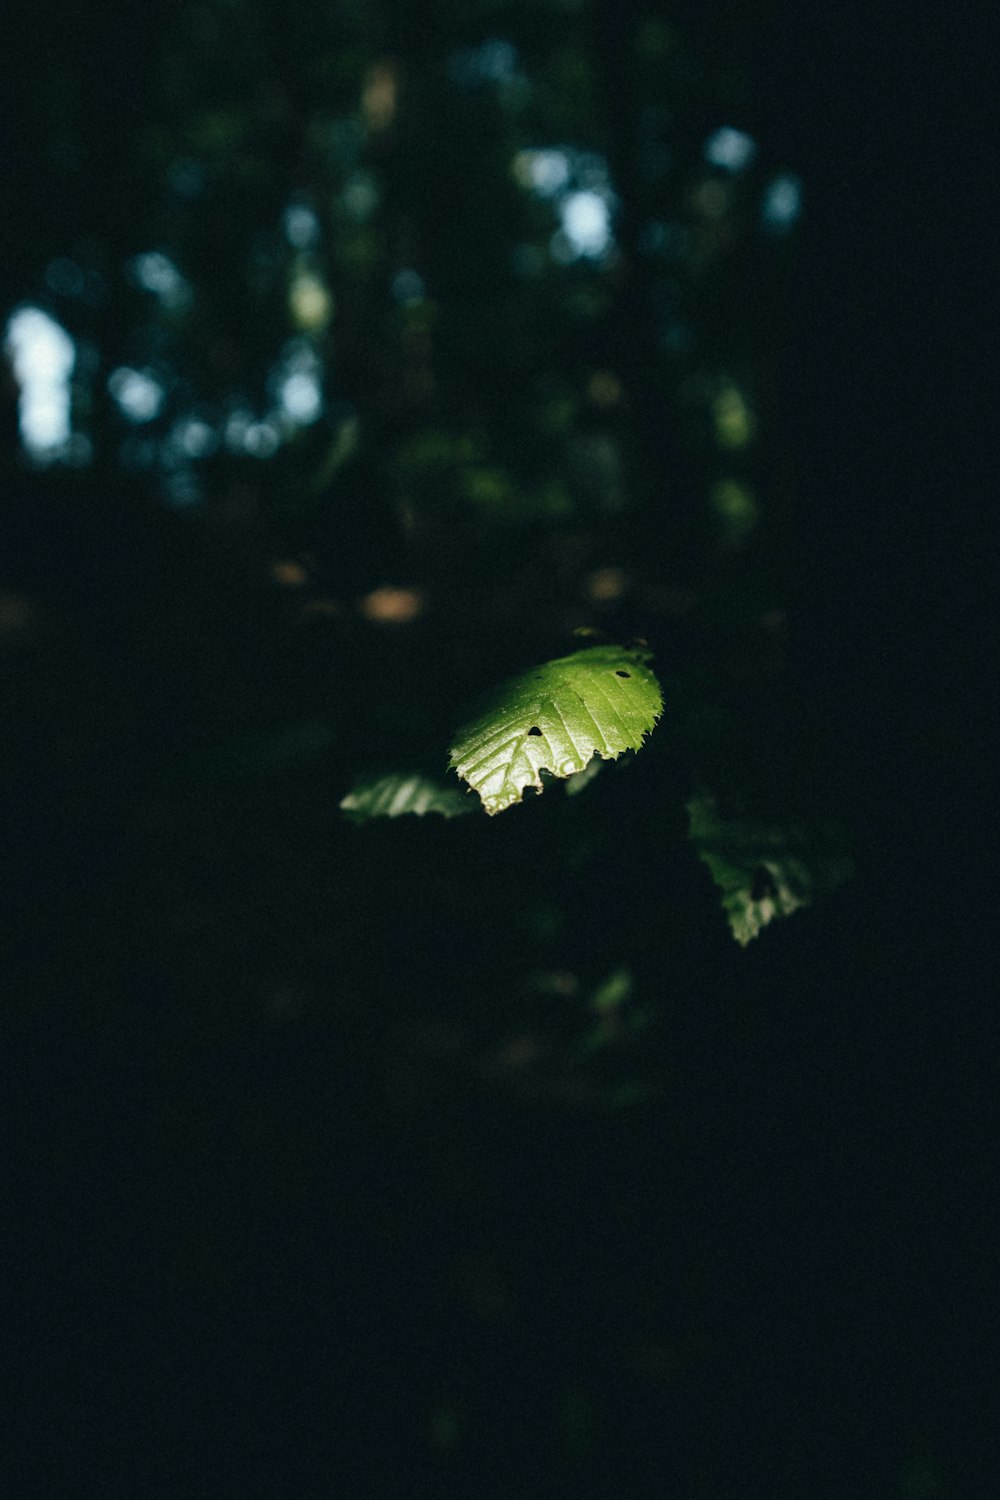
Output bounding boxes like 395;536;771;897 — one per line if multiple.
687;788;854;944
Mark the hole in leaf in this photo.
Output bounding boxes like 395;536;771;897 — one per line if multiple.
528;725;542;736
615;670;631;678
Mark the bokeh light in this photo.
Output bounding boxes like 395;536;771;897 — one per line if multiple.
4;306;76;457
703;126;757;172
761;174;803;232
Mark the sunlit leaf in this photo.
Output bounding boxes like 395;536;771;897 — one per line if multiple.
450;645;662;815
341;771;475;822
687;791;853;944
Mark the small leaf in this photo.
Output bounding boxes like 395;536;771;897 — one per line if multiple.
590;966;633;1014
449;645;663;815
341;771;476;822
687;791;853;944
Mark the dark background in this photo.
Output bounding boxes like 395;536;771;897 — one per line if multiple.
1;2;992;1494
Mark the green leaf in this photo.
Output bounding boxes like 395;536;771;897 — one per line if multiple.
341;771;476;822
687;791;853;944
590;966;633;1014
449;645;663;815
